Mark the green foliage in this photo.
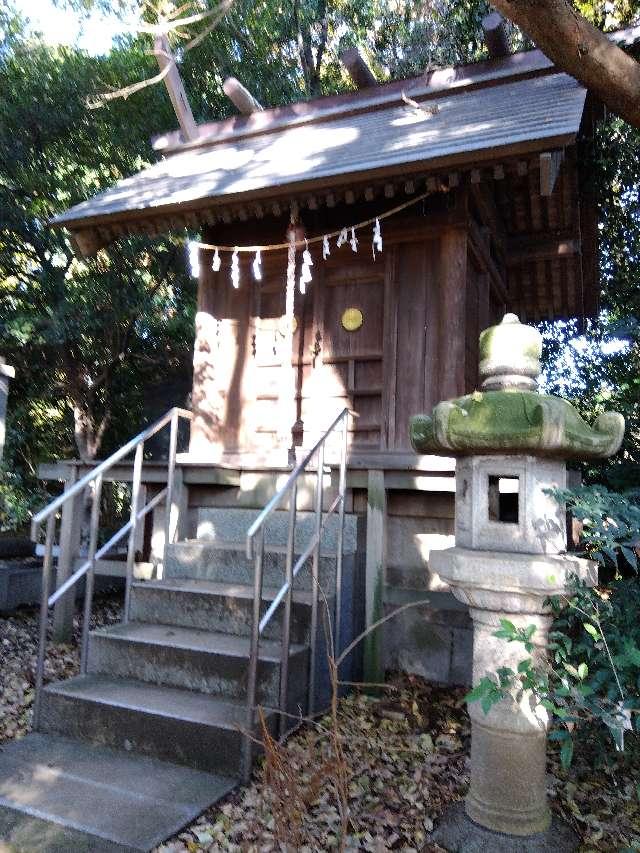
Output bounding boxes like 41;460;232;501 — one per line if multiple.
0;464;49;532
575;0;640;28
466;489;640;767
1;0;503;521
552;485;640;572
539;113;640;491
549;578;640;726
0;29;196;484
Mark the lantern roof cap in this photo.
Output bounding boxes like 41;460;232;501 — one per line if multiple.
410;315;624;459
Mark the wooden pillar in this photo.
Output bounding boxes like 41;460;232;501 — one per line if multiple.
52;469;83;643
438;228;468;400
364;469;386;687
478;272;491;334
168;468;188;545
190;248;224;459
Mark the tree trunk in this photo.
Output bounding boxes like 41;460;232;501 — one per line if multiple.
72;402;109;463
492;0;640;128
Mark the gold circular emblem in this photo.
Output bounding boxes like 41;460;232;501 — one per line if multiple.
341;307;363;332
278;315;298;336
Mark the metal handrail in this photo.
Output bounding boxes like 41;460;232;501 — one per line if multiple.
243;407;357;780
30;407;192;536
30;406;193;728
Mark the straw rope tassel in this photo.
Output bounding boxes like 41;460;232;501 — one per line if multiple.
279;206;298;443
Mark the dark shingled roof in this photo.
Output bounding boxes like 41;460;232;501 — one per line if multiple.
54;70;586;230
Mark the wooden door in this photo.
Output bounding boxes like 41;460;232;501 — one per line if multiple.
301;254;385;451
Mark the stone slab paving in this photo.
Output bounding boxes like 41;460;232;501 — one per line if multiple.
0;733;235;852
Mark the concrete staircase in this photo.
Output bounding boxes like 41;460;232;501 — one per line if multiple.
0;509;361;852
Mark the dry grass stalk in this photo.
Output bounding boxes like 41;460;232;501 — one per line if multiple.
256;593;435;850
257;707;329;850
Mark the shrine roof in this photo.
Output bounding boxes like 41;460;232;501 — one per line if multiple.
54;55;588;235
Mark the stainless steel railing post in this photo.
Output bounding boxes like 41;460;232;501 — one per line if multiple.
30;407;189;537
278;480;297;738
124;442;144;623
241;408;357;776
33;514;56;730
308;441;324;716
29;409;194;725
334;414;349;664
243;526;265;782
80;473;103;674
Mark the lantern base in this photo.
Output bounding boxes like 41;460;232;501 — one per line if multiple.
431;802;578;852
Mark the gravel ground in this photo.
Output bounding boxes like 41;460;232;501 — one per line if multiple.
0;590;122;743
156;676;639;853
1;598;638;852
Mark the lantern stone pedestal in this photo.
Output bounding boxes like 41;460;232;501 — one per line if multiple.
409;314;624;853
430;545;596;848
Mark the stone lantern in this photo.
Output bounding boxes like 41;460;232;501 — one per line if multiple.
410;314;624;850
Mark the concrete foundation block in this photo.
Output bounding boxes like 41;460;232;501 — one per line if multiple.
128;578;313;644
0;733;234;853
0;558;42;611
450;625;474;685
386;515;455;568
164;539;350;592
382;588;473;686
86;621;308;708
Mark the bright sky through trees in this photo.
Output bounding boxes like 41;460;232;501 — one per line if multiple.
11;0;131;53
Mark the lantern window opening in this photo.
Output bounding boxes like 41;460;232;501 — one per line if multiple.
487;475;520;524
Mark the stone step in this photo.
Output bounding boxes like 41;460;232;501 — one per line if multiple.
0;732;234;852
129;578;313;644
39;674;270;775
87;622;309;706
164;539;354;592
196;507;359;553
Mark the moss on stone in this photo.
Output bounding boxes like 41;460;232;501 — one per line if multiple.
410;391;624;460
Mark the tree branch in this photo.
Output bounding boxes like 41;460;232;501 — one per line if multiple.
492;0;640;128
88;0;235;108
87;61;172;109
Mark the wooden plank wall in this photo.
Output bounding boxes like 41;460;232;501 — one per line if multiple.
384;228;467;450
189;211;483;460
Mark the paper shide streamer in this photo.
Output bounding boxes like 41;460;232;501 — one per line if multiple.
299;240;313;293
252;249;262;281
231;248;240;288
196;184;423;295
372;218;382;258
188;242;200;278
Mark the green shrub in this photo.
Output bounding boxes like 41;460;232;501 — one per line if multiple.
556;485;640;574
0;465;48;533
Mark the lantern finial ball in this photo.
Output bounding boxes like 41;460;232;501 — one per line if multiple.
479;313;542;392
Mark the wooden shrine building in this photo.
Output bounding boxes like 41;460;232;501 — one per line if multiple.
49;27;634;683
